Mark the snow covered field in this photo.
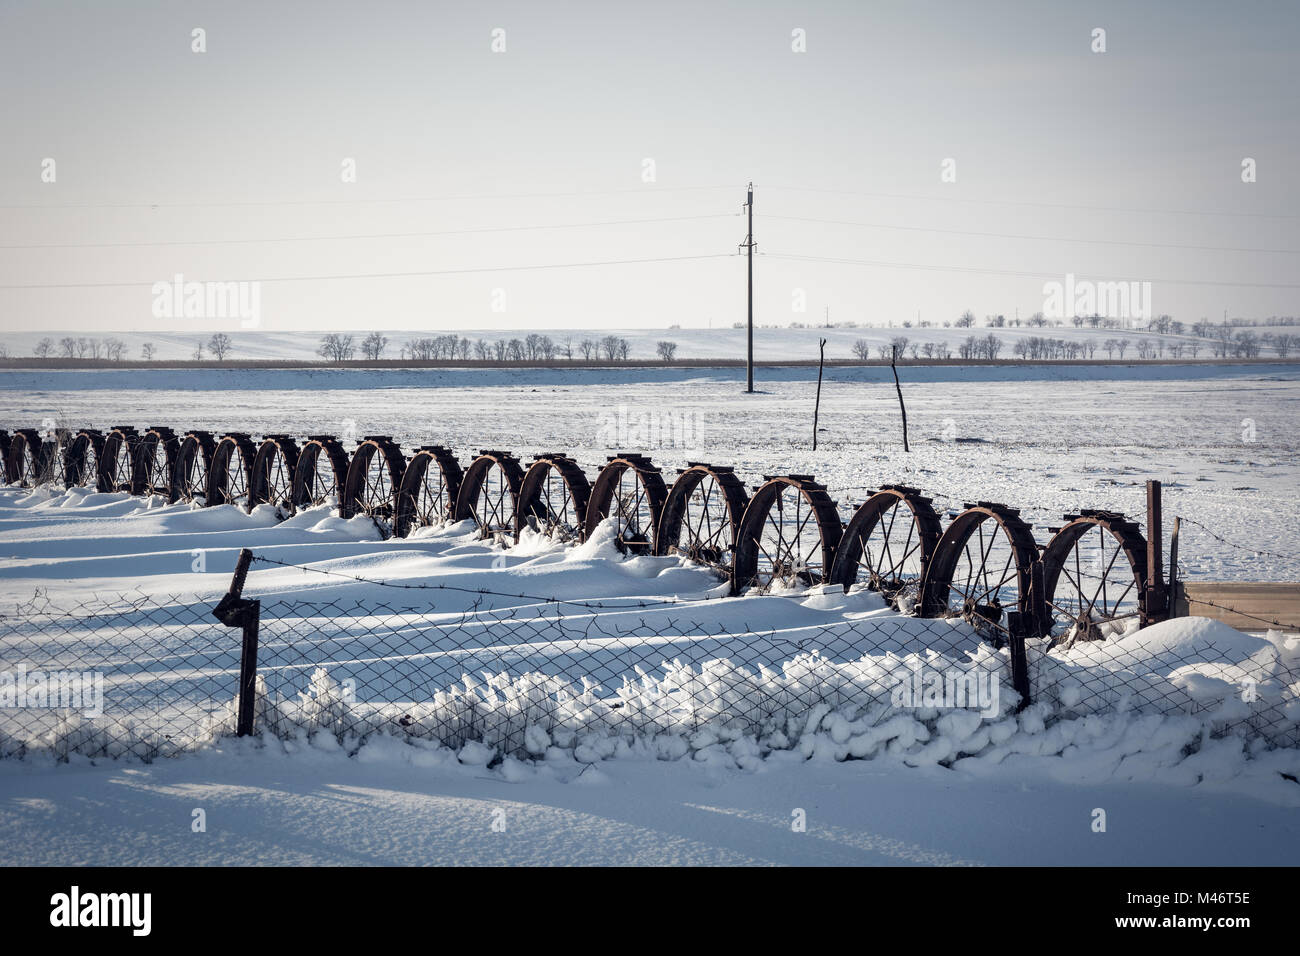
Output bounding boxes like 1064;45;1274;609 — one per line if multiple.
4;361;1298;578
2;362;1299;866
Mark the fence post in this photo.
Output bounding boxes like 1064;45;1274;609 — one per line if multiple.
1005;611;1032;712
212;548;261;737
1167;516;1181;619
1145;479;1167;624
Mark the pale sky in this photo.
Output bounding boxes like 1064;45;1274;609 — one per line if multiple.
1;0;1297;335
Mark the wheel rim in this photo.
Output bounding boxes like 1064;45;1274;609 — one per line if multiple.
1042;513;1147;644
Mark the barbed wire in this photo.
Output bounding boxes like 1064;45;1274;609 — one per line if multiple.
248;553;730;611
1178;515;1300;561
1181;594;1300;632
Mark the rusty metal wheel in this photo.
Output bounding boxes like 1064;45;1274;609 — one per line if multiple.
585;454;668;554
829;485;943;606
209;433;258;510
655;463;748;578
516;453;590;543
394;445;463;538
292;435;350;510
101;426;141;493
731;475;842;594
247;435;299;517
920;502;1042;644
172;431;216;504
7;429;43;487
453;450;525;540
342;436;405;528
41;427;75;488
1041;511;1148;645
65;429;105;489
136;427;180;498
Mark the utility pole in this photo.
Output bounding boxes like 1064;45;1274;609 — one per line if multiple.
740;183;756;393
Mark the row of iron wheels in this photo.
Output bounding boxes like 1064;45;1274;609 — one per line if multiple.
1;426;1149;643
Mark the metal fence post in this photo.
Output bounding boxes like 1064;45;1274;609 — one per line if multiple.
213;548;261;737
1005;611;1032;712
1145;479;1167;624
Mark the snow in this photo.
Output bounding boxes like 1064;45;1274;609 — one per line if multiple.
2;734;1298;866
4;362;1298;580
2;362;1298;865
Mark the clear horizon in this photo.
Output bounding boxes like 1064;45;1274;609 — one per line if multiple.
2;0;1297;335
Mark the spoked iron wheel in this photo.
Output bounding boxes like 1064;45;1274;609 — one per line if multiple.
101;427;141;493
7;429;43;487
655;463;748;579
516;453;590;544
829;485;943;607
341;437;406;530
731;475;842;594
292;435;350;511
584;454;668;554
65;429;106;489
453;450;525;541
209;434;258;510
172;431;216;504
394;445;463;537
920;502;1042;645
137;427;179;498
39;428;75;488
249;436;300;517
1041;511;1148;647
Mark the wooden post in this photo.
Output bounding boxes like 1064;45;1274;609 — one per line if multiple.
890;345;909;452
1145;480;1166;623
812;337;826;450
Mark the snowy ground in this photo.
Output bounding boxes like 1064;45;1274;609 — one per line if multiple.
2;362;1298;866
4;362;1298;578
5;741;1299;866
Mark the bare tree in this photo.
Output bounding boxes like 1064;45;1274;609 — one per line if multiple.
141;342;156;361
955;309;976;328
208;333;233;361
192;341;205;361
317;333;354;363
851;339;871;360
656;340;678;361
59;337;77;358
34;337;54;358
600;335;621;361
361;332;388;361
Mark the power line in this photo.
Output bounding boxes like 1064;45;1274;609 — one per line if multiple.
763;252;1300;290
0;252;737;290
765;214;1300;256
760;184;1300;220
0;184;741;211
0;213;739;251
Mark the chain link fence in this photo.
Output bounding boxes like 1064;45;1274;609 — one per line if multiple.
2;555;1297;762
0;591;239;760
